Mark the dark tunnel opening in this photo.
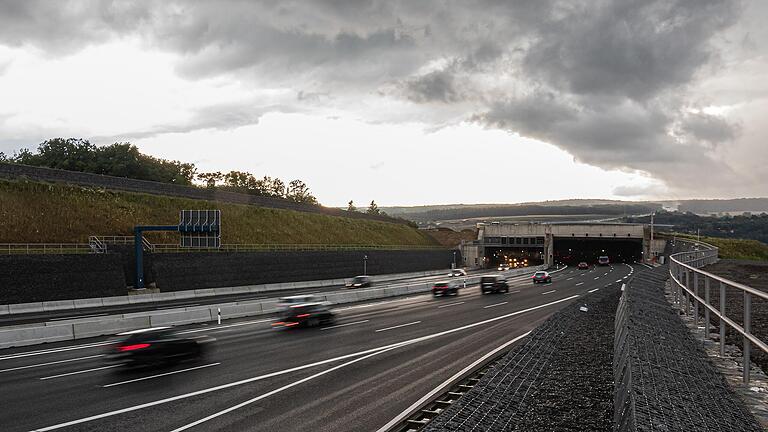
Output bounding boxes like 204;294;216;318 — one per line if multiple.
553;238;642;265
484;247;545;268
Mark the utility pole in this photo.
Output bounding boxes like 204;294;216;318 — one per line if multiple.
650;212;654;263
363;254;368;275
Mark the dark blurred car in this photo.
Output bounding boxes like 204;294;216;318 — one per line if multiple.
432;281;460;297
532;271;552;284
480;276;509;294
272;302;336;328
448;269;467;277
106;327;213;367
598;256;610;266
577;262;589;270
346;275;372;288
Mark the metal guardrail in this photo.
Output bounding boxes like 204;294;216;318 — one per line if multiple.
151;243;448;253
1;241;447;255
0;243;92;254
669;239;768;383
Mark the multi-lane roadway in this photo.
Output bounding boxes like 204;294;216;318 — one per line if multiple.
0;263;641;432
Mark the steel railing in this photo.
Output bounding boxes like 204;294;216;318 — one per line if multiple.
151;243;448;253
0;243;92;254
669;239;768;383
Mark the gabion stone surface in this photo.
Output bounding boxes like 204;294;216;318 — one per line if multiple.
424;285;619;432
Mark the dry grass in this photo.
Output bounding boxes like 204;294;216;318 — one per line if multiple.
0;179;440;246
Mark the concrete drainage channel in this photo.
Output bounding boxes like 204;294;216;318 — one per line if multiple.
0;266;545;349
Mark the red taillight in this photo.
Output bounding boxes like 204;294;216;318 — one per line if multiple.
118;343;150;352
296;313;310;318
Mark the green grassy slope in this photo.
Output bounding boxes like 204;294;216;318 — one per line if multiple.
673;233;768;261
0;179;440;246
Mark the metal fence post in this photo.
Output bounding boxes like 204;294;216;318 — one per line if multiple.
703;277;710;340
693;272;699;325
720;281;726;357
743;292;751;383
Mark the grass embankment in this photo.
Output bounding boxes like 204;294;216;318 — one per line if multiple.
0;179;440;246
672;233;768;261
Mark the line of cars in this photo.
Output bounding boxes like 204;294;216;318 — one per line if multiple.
105;266;560;368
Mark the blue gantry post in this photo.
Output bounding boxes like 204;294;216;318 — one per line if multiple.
134;225;179;289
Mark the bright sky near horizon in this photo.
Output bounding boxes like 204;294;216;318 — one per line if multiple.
1;1;767;207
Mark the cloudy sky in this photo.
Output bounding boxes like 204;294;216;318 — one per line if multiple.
0;0;766;206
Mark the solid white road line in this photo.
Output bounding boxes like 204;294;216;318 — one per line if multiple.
32;294;580;432
102;363;221;388
320;320;370;330
0;355;104;373
483;302;508;309
375;321;421;333
49;313;108;321
0;341;113;361
169;346;402;432
39;364;120;380
437;302;465;309
507;290;521;294
541;290;556;295
375;331;532;432
566;277;574;281
576;282;584;286
588;288;600;293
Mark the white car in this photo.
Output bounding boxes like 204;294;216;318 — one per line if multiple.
448;269;467;277
277;294;322;310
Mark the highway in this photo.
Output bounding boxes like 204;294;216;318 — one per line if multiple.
0;264;639;432
0;270;492;327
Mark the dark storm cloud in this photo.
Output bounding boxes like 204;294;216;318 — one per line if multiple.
680;112;739;147
0;0;753;195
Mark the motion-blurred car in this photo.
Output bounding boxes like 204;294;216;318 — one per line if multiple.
532;271;552;284
448;269;467;277
277;294;322;310
480;276;509;294
272;302;336;328
346;275;373;288
497;264;510;271
577;262;589;270
432;281;460;297
598;256;610;266
105;327;213;367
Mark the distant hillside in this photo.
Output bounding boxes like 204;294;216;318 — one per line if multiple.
384;198;768;222
384;202;661;223
673;198;768;214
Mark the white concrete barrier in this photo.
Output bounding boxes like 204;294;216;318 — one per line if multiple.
73;316;151;339
101;296;130;307
73;298;104;309
42;300;76;312
8;302;44;314
0;324;74;348
0;304;9;316
150;309;212;327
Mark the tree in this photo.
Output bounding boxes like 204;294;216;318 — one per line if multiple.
224;170;254;190
0;152;6;162
347;200;357;212
367;200;381;215
286;179;318;204
197;171;223;188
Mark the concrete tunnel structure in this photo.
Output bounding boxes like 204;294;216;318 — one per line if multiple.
460;222;664;269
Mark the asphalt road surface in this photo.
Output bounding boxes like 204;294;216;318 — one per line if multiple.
0;263;639;432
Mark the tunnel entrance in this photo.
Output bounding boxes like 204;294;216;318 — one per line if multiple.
553;237;642;265
484;247;545;268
